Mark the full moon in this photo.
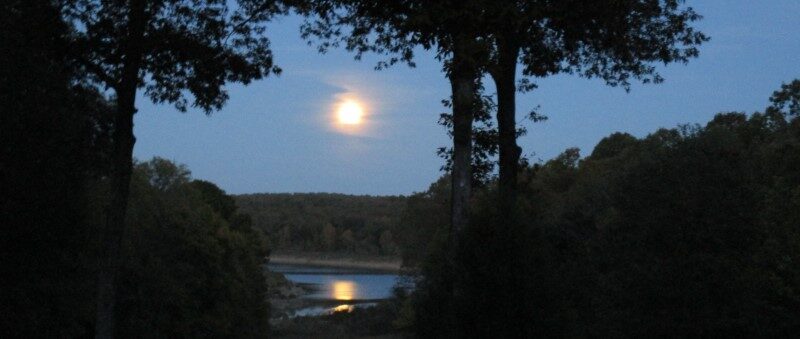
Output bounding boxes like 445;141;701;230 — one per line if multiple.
336;100;364;125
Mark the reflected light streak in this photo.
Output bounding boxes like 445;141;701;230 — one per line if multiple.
331;280;358;301
332;304;355;313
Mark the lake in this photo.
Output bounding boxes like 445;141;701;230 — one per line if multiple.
268;263;404;317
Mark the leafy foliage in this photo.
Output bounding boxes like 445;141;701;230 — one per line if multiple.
410;82;800;337
436;82;500;186
64;0;282;112
115;158;270;338
768;79;800;117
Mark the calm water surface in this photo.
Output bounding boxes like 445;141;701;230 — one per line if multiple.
268;263;402;316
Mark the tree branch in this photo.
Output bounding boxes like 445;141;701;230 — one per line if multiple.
78;57;118;89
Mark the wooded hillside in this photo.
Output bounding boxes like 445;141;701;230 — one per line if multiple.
235;193;407;255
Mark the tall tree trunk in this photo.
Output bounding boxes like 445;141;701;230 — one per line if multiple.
446;36;479;338
490;39;530;337
95;1;146;337
448;39;478;241
491;39;521;221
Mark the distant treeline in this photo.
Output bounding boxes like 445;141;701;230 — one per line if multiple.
236;193;406;255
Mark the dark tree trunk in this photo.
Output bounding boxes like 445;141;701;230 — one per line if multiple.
94;94;136;339
446;36;480;339
491;39;521;221
489;39;531;337
448;38;478;241
94;1;146;337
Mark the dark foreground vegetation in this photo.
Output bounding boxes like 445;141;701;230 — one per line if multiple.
271;295;407;339
1;3;270;336
2;157;273;336
403;84;800;337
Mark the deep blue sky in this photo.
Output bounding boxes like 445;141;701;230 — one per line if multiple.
133;1;800;196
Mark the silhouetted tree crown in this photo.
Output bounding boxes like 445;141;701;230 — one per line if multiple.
66;0;281;111
62;1;283;336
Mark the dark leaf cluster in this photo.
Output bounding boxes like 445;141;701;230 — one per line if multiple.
64;0;282;113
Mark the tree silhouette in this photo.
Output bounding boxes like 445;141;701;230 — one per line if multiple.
482;0;708;221
768;79;800;116
63;1;281;336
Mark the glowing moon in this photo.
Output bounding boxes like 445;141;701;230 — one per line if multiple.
336;100;364;125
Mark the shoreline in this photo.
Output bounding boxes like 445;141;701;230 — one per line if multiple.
268;253;402;272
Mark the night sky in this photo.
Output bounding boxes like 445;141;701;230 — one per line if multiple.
132;0;800;195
